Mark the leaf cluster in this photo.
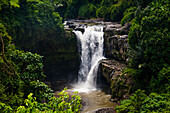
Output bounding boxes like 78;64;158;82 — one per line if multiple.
115;90;170;113
126;0;169;92
0;88;82;113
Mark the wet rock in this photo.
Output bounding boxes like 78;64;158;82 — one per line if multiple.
95;108;115;113
66;21;74;25
104;34;129;62
69;23;78;29
115;23;131;35
75;27;85;34
100;59;134;101
100;59;127;82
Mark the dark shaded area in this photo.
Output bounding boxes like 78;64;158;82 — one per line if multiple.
20;30;80;85
97;63;110;92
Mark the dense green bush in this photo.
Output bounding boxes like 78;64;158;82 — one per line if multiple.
115;90;170;113
96;6;108;18
78;4;96;19
115;1;170;112
0;88;82;113
128;0;170;92
141;93;170;112
101;0;115;6
121;7;136;26
0;26;51;110
110;0;128;21
9;49;45;81
29;80;53;102
115;89;146;113
0;0;64;52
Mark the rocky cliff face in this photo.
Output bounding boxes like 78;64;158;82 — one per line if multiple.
48;28;80;91
104;23;131;63
100;59;134;101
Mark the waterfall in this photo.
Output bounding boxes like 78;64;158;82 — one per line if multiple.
73;26;105;92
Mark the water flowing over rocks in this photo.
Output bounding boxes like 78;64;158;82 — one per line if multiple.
65;19;130;63
65;19;134;111
73;26;105;92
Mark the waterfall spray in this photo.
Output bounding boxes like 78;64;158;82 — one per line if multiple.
73;26;105;92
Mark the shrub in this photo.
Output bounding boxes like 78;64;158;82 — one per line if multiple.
141;93;170;112
9;49;45;82
110;0;128;21
128;0;170;91
0;88;82;113
78;4;96;19
96;6;108;18
115;89;146;113
115;90;170;113
29;80;54;102
121;7;137;26
101;0;115;6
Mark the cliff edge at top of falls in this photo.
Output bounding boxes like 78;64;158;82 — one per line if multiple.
65;19;131;63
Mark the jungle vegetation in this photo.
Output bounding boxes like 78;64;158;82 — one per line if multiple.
0;0;169;112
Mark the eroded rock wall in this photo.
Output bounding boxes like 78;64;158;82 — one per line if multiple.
104;23;131;63
100;59;134;101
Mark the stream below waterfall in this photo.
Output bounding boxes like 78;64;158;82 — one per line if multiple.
55;86;117;113
67;87;117;113
72;25;116;112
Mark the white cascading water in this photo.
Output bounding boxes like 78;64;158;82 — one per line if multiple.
73;26;105;92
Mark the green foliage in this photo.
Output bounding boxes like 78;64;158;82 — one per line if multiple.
0;0;19;11
153;65;170;93
10;0;19;7
128;0;170;92
121;7;136;26
115;89;146;113
9;49;45;81
65;0;135;20
0;0;64;53
1;88;82;113
96;6;108;18
78;4;96;19
101;0;115;6
141;93;170;112
0;82;8;105
115;90;170;113
0;23;11;49
29;80;53;102
0;45;25;108
110;0;128;21
0;102;13;113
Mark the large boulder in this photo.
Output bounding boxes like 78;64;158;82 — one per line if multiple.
95;107;115;113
